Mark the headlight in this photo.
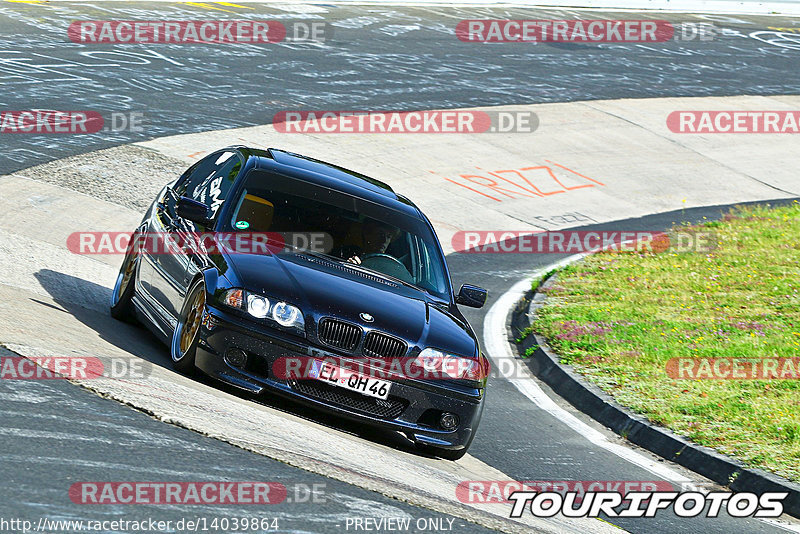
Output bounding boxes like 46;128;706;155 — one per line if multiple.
272;301;300;326
414;348;488;381
418;348;444;372
246;294;270;318
220;288;305;333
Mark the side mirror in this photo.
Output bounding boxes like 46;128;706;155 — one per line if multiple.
176;196;211;227
456;284;488;308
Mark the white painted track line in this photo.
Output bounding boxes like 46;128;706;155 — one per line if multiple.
483;254;692;484
483;256;800;532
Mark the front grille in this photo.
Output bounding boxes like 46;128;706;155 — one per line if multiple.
318;318;361;351
291;380;407;419
363;332;407;359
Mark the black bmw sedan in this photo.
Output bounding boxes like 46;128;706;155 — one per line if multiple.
110;146;489;460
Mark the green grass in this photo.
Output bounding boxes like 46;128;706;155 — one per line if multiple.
533;202;800;481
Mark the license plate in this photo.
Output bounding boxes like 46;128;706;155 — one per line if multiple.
309;360;392;400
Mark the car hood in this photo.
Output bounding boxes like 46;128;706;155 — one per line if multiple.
222;251;477;357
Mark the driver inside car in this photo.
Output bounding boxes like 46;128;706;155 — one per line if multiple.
335;217;399;265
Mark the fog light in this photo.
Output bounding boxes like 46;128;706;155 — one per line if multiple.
224;348;247;368
440;412;459;430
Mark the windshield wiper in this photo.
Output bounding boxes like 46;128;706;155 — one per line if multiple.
296;248;349;264
295;249;434;296
347;262;432;294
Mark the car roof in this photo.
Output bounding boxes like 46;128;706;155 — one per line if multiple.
231;146;421;217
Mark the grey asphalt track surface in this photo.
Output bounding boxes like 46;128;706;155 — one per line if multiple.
2;3;800;172
0;347;496;534
2;3;800;534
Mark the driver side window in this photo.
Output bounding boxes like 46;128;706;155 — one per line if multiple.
174;157;216;203
167;151;241;223
189;153;241;220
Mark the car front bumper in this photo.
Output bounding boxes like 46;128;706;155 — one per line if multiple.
194;304;485;450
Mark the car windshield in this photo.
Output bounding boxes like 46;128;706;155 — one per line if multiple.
225;169;451;300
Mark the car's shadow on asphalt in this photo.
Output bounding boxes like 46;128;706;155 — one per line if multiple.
33;268;433;461
33;269;166;364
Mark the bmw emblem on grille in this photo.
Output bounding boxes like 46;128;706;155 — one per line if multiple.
360;312;374;322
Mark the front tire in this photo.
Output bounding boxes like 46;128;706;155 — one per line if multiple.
171;280;205;374
110;242;139;323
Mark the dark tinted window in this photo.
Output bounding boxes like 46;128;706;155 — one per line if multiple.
177;151;241;220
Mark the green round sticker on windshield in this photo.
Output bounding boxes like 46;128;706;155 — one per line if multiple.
235;220;250;230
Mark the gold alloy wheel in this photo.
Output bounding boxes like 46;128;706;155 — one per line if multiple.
116;252;136;301
180;289;205;355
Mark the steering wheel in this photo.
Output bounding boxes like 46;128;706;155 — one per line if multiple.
361;253;406;269
360;253;413;283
